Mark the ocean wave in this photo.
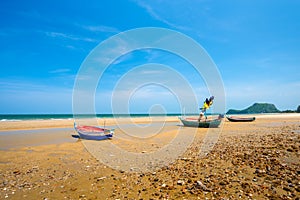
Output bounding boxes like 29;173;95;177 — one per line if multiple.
0;119;22;122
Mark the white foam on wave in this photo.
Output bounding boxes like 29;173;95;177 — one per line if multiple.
0;119;22;122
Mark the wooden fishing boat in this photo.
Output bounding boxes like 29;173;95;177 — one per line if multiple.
74;123;114;140
226;116;256;122
179;117;222;128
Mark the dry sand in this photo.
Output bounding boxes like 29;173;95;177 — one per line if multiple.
0;114;299;199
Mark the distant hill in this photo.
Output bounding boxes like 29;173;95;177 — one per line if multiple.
227;103;280;114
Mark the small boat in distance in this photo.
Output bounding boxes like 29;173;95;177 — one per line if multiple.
179;116;222;128
74;123;114;140
226;116;256;122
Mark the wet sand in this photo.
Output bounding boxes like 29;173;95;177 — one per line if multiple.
0;114;299;199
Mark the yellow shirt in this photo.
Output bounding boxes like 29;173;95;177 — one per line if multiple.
202;101;213;110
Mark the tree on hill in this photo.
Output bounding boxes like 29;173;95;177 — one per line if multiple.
297;105;300;113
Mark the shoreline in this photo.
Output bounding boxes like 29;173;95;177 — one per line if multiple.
0;113;299;132
0;116;180;132
0;114;299;150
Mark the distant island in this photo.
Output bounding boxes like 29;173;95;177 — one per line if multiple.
227;103;282;114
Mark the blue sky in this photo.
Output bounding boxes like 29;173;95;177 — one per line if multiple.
0;0;299;114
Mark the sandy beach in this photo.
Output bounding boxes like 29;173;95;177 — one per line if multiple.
0;114;299;199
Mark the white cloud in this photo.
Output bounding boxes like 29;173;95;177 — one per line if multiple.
140;70;162;75
49;68;71;74
45;31;98;43
134;0;242;44
88;37;134;65
134;0;191;31
80;25;120;33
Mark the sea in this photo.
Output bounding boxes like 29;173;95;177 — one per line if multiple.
0;113;201;121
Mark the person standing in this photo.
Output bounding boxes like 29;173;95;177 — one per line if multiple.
198;96;214;122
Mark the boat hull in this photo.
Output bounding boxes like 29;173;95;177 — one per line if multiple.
179;117;222;128
74;123;114;140
226;116;255;122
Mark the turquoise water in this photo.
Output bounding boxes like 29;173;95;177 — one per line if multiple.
0;113;202;121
